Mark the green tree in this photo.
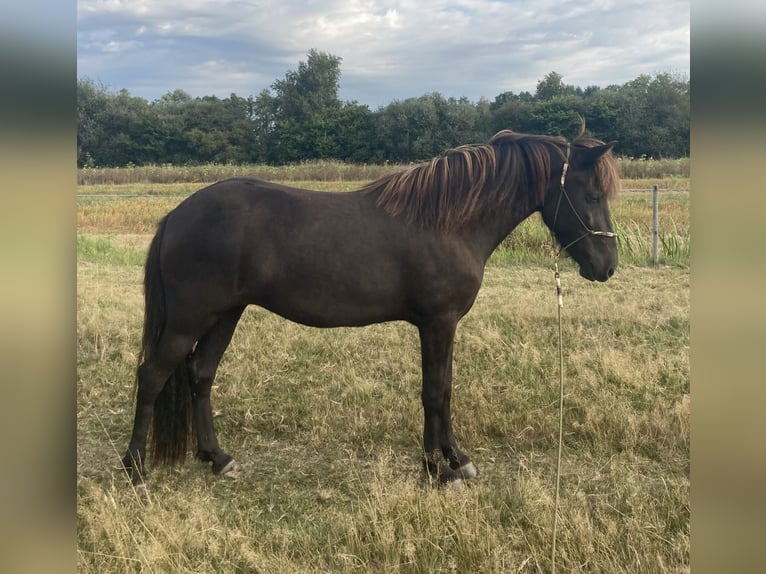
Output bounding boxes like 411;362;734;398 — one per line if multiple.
374;95;439;162
77;78;111;166
77;66;689;166
333;102;375;162
529;95;585;138
491;94;535;133
583;85;621;143
102;88;163;165
251;89;276;163
611;73;689;157
374;93;492;162
642;73;690;157
268;49;344;162
535;71;566;100
152;93;255;164
152;89;193;164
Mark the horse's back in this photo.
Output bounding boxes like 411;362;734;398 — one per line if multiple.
156;177;484;329
155;179;400;325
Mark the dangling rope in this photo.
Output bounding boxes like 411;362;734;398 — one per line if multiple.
548;143;571;574
548;142;615;572
551;260;565;574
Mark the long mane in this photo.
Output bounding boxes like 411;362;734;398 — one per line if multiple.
362;130;618;231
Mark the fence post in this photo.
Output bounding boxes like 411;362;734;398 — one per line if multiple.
652;184;659;266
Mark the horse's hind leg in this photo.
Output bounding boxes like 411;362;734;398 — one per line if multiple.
188;306;245;476
122;330;196;484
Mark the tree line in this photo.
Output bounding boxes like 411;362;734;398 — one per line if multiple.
77;50;689;168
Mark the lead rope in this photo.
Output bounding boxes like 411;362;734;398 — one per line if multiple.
551;260;565;574
549;143;617;573
550;143;570;574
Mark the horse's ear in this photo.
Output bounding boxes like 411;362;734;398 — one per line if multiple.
575;141;617;166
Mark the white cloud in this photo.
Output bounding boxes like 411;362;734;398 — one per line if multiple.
76;0;689;105
186;59;272;94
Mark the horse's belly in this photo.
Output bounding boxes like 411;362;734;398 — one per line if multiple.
257;290;402;328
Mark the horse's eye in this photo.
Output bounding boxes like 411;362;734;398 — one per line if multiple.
586;194;600;204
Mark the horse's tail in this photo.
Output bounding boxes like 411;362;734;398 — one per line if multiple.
139;215;193;467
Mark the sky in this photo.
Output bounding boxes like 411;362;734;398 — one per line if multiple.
77;0;690;108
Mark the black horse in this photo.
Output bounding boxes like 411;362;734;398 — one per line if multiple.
122;129;619;487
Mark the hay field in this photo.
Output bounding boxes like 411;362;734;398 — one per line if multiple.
77;176;689;572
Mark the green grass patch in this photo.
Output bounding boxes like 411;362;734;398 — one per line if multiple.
77;235;146;266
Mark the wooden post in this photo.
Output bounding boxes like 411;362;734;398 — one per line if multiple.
652;184;659;266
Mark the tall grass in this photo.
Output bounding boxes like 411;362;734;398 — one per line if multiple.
76;172;689;571
491;189;690;268
78;160;403;186
617;157;689;180
77;260;689;573
77;186;690;269
611;191;690;266
77;157;690;186
613;218;690;266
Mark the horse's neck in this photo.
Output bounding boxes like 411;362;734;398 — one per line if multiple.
465;197;537;262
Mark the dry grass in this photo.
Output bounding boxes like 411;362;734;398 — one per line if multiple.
617;158;689;180
78;240;689;572
76;157;689;186
77;179;690;269
77;161;403;186
76;182;362;234
77;171;689;571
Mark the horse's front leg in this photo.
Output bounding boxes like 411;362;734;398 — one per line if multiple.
418;318;478;485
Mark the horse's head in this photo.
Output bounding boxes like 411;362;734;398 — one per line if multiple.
540;139;619;282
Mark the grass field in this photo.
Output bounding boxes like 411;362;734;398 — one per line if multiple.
77;172;689;572
77;157;690;186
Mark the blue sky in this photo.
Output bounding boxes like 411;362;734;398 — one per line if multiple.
77;0;690;108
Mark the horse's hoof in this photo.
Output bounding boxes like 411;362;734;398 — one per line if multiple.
445;478;465;492
457;461;479;479
218;459;242;478
134;483;149;502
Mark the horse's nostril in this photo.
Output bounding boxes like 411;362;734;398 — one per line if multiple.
607;267;615;278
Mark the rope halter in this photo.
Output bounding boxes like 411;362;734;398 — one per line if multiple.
551;142;616;257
